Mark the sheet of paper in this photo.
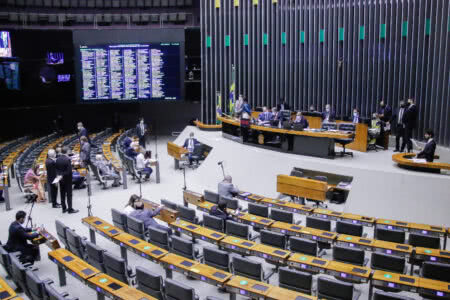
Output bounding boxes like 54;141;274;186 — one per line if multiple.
52;175;62;184
412;158;427;163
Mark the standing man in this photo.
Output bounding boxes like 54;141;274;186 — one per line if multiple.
234;95;244;118
5;211;40;265
77;122;90;144
322;104;335;122
394;100;407;152
56;147;78;214
378;101;393;123
277;98;290;111
136;117;148;149
80;136;93;170
45;149;61;208
402;98;418;153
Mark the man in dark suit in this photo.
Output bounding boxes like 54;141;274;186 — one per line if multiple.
402;98;418;152
45;149;61;208
351;108;361;123
417;129;437;162
77;122;90;144
276;98;290;111
393;100;407;152
136;117;148;149
378;101;393;123
183;132;200;166
56;147;78;214
5;211;39;264
322;104;335;122
80;136;92;170
294;112;309;128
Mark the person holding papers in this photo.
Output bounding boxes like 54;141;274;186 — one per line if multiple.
416;129;436;162
45;149;61;208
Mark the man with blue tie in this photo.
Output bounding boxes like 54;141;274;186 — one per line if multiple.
136;117;148;149
352;108;360;123
322;104;335;122
183;132;200;166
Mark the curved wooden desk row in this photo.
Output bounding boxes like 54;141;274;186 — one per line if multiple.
183;190;450;264
102;132;122;171
194;120;222;131
392;153;450;173
81;216;315;300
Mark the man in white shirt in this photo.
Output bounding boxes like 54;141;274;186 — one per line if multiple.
183;132;200;166
136;150;153;180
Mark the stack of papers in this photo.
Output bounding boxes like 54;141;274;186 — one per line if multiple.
412;158;427;163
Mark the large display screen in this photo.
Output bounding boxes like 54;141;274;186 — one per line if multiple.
79;43;180;101
0;31;12;58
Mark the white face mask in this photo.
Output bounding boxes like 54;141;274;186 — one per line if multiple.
353;112;358;116
78;127;82;131
326;107;330;112
140;120;144;124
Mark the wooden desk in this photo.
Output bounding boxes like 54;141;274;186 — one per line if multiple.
220;236;257;256
141;198;178;224
186;263;232;287
0;276;17;300
112;233;168;264
48;248;100;286
336;235;375;251
287;253;329;274
372;239;413;257
183;189;204;207
232;211;274;229
340;213;375;227
393;152;450;173
268;221;304;237
298;226;337;244
224;275;273;300
418;278;450;299
266;286;317;300
194;200;215;213
414;247;450;264
326;261;371;283
31;228;60;250
194;120;222;131
251;243;290;265
311;208;345;221
370;270;419;298
277;175;327;203
159;253;200;279
258;197;313;216
167;142;188;170
88;273;156;300
169;220;226;245
82;216;123;244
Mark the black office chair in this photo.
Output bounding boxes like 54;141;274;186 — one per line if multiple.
177;205;199;224
55;220;69;248
164;278;199;300
148;226;170;250
45;283;79;300
421;261;450;282
126;215;147;240
65;229;86;259
103;251;135;285
248;203;269;218
260;230;286;249
111;208;128;232
202;214;225;232
335;123;356;157
317;276;360;300
270;208;294;224
289;236;325;257
0;245;14;278
306;176;329;208
204;190;219;204
278;267;312;295
220;195;241;211
202;246;231;272
85;241;106;273
375;227;406;244
322;122;338;130
370;252;406;274
336;220;364;237
26;270;52;300
408;232;440;249
170;236;200;261
290;170;304;178
373;290;415;300
226;220;257;241
135;266;164;300
306;216;331;231
231;256;273;282
333;245;367;266
160;199;178;210
10;254;31;296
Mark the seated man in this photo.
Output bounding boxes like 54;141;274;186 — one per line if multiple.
122;136;132;150
218;175;239;198
183;132;201;166
126;140;139;158
417;129;436;162
72;170;86;189
5;211;40;265
210;199;231;222
294;112;309;128
258;107;273;125
95;154;121;187
136;150;153;180
129;201;172;235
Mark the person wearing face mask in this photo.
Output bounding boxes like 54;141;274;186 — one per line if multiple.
351;108;360;124
309;104;316;112
416;129;436;162
322;104;335;122
136;117;148;149
402;98;418;153
294;112;309;128
378;101;392;123
394;100;407;152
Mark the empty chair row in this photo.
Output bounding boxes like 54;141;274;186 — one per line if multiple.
0;12;189;24
4;0;193;8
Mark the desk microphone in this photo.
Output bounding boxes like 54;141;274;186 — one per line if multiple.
217;161;224;165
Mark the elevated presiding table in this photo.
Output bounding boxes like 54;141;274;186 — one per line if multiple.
393;153;450;173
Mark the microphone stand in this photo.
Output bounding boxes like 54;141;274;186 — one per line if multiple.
86;170;93;217
182;166;187;191
25;197;37;228
218;162;226;179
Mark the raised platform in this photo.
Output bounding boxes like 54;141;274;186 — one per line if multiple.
175;126;450;227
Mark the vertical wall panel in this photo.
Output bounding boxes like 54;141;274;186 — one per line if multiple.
201;0;450;146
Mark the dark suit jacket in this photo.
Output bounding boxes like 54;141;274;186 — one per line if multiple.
322;111;336;122
294;117;309;128
183;138;200;150
378;105;393;123
417;139;436;162
136;123;147;138
5;221;39;252
403;104;418;129
45;158;57;184
210;206;229;221
277;103;291;111
393;107;407;130
56;155;73;182
126;147;138;158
